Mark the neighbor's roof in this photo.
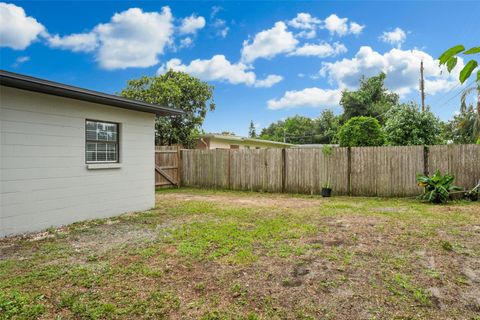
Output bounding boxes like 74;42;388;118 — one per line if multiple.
199;133;294;147
0;70;183;116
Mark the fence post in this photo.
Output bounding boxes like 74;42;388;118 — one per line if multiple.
423;145;429;176
347;147;352;196
281;148;286;193
177;146;182;188
227;149;231;190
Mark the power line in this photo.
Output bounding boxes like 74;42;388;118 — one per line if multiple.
435;80;476;110
420;60;425;112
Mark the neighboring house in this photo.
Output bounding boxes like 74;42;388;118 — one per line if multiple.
292;144;339;148
0;70;182;237
196;133;293;150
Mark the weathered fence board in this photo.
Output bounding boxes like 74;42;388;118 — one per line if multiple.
350;146;424;197
284;148;349;195
155;146;180;187
429;144;480;190
229;149;283;192
179;145;479;197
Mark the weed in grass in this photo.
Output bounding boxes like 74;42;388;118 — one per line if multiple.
386;273;431;306
128;290;180;318
441;240;454;251
171;217;316;265
194;282;206;292
424;268;441;279
455;276;470;285
0;290;46;319
58;291;116;319
230;281;248;305
69;266;101;289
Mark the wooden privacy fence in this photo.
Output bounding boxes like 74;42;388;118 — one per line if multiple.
180;144;480;197
155;146;180;187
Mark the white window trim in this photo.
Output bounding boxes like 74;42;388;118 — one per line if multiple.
85;119;120;164
86;163;122;170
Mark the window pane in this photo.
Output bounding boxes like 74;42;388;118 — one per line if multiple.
86;151;96;162
86;130;97;140
86;121;96;130
86;143;96;151
86;121;119;162
107;152;117;161
97;131;108;141
97;152;107;161
97;143;107;152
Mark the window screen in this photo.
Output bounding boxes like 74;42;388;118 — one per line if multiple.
85;120;119;163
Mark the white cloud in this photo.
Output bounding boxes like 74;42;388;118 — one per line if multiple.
323;14;364;36
12;55;30;67
290;41;347;57
288;13;321;30
210;6;222;18
49;7;174;69
95;7;173;69
47;33;98;52
212;18;229;38
254;74;283;88
241;22;298;63
380;27;407;48
295;30;316;39
267;87;341;110
320;46;463;96
157;55;282;88
179;37;193;48
179;14;205;35
0;2;45;50
349;22;365;35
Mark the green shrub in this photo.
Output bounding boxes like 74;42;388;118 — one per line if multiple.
337;116;385;147
416;170;462;203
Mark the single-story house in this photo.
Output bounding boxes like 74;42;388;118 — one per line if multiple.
196;133;293;150
0;70;182;237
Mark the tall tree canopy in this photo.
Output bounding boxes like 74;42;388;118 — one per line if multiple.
383;103;443;146
248;121;257;138
120;70;215;148
259;112;341;144
314;110;341;144
260;115;315;144
337;116;385;147
340;73;399;123
446;103;478;144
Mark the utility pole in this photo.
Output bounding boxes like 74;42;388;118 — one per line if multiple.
420;60;425;112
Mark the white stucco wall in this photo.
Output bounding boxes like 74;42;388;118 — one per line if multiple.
0;86;156;237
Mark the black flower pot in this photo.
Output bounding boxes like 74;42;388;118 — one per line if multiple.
321;187;332;197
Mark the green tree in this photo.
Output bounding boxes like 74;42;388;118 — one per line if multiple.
248;121;257;138
446;103;478;144
340;73;399;123
383;102;443;145
260;115;315;144
313;110;341;144
337;116;385;147
120;70;215;148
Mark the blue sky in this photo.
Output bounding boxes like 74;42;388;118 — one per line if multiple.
1;1;479;136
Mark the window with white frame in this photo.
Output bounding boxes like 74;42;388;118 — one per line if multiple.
85;120;119;163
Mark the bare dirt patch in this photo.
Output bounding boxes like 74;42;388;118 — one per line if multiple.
156;192;327;209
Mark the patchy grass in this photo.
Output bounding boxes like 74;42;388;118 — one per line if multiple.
1;188;479;319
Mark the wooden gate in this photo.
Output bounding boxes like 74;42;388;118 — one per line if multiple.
155;146;180;187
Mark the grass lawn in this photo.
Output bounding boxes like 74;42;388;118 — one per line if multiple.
1;188;480;320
